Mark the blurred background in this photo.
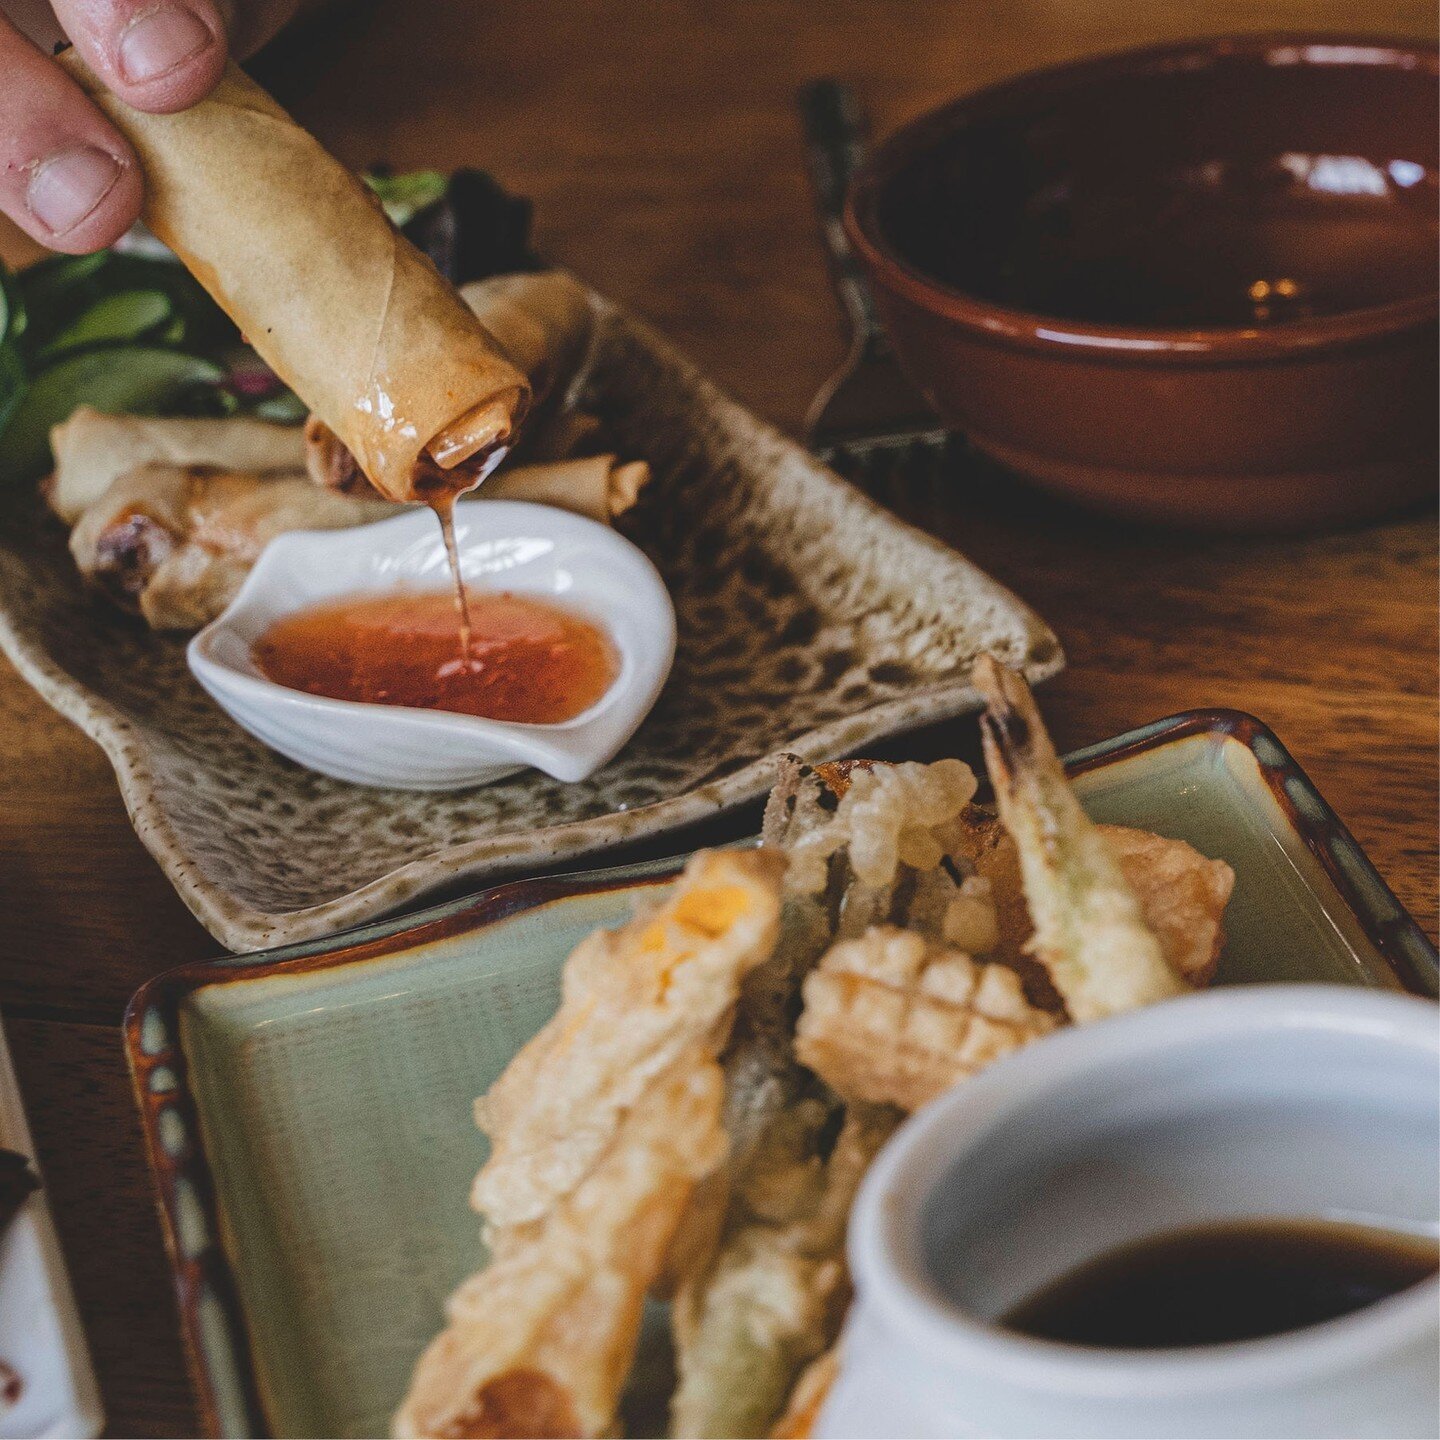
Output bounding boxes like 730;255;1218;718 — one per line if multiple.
5;0;1436;432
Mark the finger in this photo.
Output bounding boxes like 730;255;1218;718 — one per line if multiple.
0;16;142;251
54;0;229;115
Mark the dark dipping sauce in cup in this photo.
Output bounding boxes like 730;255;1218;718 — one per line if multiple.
253;590;617;725
1002;1218;1439;1349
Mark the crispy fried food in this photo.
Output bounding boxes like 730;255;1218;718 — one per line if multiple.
766;754;998;956
459;273;595;421
307;272;595;496
399;725;1236;1439
973;655;1189;1022
970;816;1232;992
782;758;979;901
68;463;393;628
1098;825;1234;987
46;406;305;524
472;848;784;1232
795;926;1058;1111
393;1057;726;1439
397;849;785;1438
669;1105;896;1440
656;766;858;1428
771;1347;839;1440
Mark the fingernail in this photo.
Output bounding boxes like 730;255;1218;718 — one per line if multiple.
118;5;214;85
26;146;123;236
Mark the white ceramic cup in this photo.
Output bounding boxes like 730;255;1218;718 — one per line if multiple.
820;985;1440;1440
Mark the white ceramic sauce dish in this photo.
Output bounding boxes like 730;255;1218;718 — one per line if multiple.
821;985;1440;1440
188;501;675;790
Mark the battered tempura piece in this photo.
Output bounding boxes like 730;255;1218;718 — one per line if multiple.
969;816;1233;991
395;849;785;1439
1097;825;1234;988
472;848;784;1232
393;1057;726;1439
669;1105;897;1439
973;654;1189;1021
659;762;891;1439
771;1348;840;1440
795;926;1058;1112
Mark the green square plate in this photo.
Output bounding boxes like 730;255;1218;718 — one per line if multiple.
124;710;1437;1438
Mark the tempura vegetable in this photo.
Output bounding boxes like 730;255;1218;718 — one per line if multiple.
973;654;1189;1021
472;849;784;1231
669;1105;896;1439
393;1057;727;1439
795;926;1058;1111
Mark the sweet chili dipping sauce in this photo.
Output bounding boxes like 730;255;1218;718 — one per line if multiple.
253;589;617;724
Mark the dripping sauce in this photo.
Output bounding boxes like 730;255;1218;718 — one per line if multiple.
253;587;617;724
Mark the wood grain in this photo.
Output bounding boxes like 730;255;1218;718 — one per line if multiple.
0;2;1434;1433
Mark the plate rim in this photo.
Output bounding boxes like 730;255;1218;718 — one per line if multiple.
121;707;1439;1438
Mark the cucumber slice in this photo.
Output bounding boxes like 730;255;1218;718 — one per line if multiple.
0;269;27;440
0;264;21;346
15;251;108;319
0;345;223;482
252;390;308;424
0;342;27;444
366;169;448;226
18;250;233;357
39;289;174;358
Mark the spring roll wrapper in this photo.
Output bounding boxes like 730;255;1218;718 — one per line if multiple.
60;55;529;502
47;406;304;523
475;456;648;521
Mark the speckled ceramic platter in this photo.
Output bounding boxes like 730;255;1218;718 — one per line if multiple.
0;289;1060;951
125;711;1437;1439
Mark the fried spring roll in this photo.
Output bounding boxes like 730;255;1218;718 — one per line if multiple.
477;455;649;520
47;407;304;524
69;463;392;628
305;271;597;496
60;54;529;503
459;272;594;415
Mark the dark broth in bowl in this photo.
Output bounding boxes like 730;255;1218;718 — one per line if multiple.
1002;1218;1439;1350
879;57;1439;329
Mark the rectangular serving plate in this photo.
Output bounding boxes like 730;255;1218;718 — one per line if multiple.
0;287;1059;952
124;710;1438;1439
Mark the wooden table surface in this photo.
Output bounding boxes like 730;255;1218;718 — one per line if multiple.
2;1;1436;1433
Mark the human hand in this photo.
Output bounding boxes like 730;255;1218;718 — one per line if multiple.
1;0;302;252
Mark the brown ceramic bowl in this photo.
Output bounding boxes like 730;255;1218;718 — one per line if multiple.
846;35;1439;531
